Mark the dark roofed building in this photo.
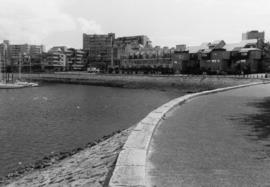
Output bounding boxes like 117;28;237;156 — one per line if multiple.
242;30;265;42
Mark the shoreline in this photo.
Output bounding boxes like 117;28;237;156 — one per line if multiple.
1;75;266;186
109;81;270;186
0;128;132;187
20;73;265;92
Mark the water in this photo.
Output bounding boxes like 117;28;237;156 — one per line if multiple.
0;83;178;177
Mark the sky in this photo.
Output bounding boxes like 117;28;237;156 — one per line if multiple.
0;0;270;50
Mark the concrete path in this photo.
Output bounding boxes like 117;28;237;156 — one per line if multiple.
147;84;270;187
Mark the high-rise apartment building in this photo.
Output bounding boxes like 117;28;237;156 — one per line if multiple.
83;33;115;50
0;41;45;58
30;45;45;57
0;41;45;68
0;42;8;67
9;44;30;59
83;33;115;67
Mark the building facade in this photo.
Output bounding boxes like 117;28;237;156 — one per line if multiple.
83;33;115;69
44;47;67;71
115;35;151;47
30;45;45;57
242;30;265;42
65;48;86;71
0;40;45;72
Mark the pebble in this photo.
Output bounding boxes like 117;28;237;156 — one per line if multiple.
0;128;132;186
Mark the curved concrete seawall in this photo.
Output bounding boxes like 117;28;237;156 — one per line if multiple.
109;80;270;187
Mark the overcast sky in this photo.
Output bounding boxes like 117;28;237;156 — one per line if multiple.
0;0;270;49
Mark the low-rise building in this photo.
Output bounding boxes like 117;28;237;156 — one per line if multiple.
199;40;231;74
43;46;87;72
66;48;86;71
44;47;67;71
242;30;265;42
229;48;262;74
172;51;189;74
183;43;209;74
224;39;263;73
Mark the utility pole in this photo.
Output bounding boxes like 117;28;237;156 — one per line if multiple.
29;55;32;82
3;49;6;83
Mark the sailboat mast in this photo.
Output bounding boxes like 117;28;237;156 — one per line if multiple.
0;55;2;82
3;49;6;83
19;53;22;80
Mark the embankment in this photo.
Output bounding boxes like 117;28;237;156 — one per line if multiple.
20;73;264;92
1;74;267;187
1;128;133;187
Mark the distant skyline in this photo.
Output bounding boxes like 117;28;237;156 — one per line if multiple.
0;0;270;49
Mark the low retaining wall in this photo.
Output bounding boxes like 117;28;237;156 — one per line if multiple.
19;73;269;80
109;80;270;187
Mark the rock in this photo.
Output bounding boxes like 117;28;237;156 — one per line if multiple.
1;127;134;187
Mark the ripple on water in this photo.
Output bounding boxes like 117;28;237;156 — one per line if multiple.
0;83;178;177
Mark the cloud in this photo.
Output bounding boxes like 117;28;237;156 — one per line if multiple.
77;18;103;34
0;0;75;44
0;0;103;45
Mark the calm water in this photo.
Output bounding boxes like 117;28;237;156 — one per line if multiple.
0;83;178;177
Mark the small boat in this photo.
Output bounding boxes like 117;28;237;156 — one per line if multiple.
0;83;26;89
0;53;39;88
15;81;39;87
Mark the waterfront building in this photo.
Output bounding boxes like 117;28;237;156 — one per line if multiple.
0;42;8;62
83;33;115;69
0;40;45;72
44;46;86;72
30;45;45;56
199;40;230;74
65;48;86;71
65;48;74;68
0;41;9;75
83;33;153;71
9;44;30;62
242;30;265;42
224;40;262;74
224;39;259;51
172;51;189;73
175;45;186;52
114;36;151;60
72;49;86;71
119;41;178;74
8;43;44;58
115;35;151;47
44;47;67;71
